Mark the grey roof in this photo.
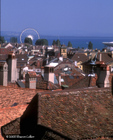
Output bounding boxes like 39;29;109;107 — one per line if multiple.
16;80;25;88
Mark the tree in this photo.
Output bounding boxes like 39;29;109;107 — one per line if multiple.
88;41;93;49
24;37;32;45
56;39;61;46
52;40;56;45
67;41;72;47
77;46;80;49
35;39;48;45
0;36;5;44
10;37;17;43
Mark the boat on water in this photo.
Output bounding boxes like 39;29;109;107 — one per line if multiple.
102;41;113;51
102;41;113;47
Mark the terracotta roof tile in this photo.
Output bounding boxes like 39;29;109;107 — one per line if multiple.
97;52;113;64
1;88;113;139
27;71;37;78
71;53;89;62
0;86;47;109
0;85;48;139
0;105;27;140
0;54;8;61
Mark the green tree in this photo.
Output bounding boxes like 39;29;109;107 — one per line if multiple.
67;41;72;47
77;46;80;49
35;39;48;45
52;40;56;45
10;37;17;43
24;37;32;45
56;39;61;46
88;41;93;49
0;36;5;44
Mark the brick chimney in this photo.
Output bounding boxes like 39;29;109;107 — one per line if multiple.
25;72;36;89
96;65;110;88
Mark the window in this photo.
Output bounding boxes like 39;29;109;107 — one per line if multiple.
63;49;65;53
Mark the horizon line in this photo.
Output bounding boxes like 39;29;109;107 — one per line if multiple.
0;31;113;38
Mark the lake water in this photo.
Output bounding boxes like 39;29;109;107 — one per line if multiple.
4;34;113;51
45;36;113;50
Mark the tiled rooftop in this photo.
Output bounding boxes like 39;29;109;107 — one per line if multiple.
0;86;46;108
37;88;113;139
0;85;47;139
1;87;113;139
97;52;113;64
71;53;89;62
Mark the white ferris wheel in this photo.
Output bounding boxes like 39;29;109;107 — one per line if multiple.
20;28;40;44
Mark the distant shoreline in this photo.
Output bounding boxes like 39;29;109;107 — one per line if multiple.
1;31;113;50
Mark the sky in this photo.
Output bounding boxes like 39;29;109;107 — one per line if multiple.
1;0;113;36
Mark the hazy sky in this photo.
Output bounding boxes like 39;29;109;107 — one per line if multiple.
1;0;113;36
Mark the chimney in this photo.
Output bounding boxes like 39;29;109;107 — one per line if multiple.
96;65;110;88
25;72;36;89
58;74;61;86
99;53;102;61
104;66;110;87
104;49;106;52
7;53;17;83
44;65;54;83
111;51;113;58
0;62;8;86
